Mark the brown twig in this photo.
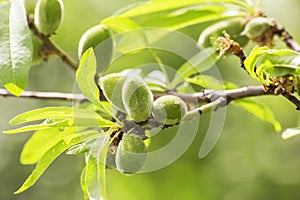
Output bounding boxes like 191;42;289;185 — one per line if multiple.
272;23;300;52
27;16;78;70
0;89;85;101
281;92;300;110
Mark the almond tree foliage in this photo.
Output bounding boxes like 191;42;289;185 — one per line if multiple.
0;0;300;199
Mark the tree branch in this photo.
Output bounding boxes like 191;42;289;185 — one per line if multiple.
0;89;85;101
272;23;300;52
159;86;300;109
27;16;78;70
2;85;298;109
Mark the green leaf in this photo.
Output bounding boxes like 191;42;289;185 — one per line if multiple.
102;0;251;33
84;135;110;200
20;127;80;165
76;48;102;106
244;46;269;80
118;0;251;19
76;48;118;122
8;106;114;126
14;130;101;194
282;126;300;139
244;47;300;84
4;119;69;134
257;49;300;80
0;0;32;96
102;17;140;33
80;166;89;200
232;98;281;132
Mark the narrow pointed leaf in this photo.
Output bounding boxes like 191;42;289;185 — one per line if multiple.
20;127;80;165
80;166;89;200
85;135;110;200
76;48;103;108
8;107;114;127
102;0;251;33
14;130;101;194
4;119;69;134
0;0;32;96
118;0;251;18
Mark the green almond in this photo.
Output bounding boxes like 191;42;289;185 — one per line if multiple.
152;95;187;125
99;73;127;112
78;24;112;59
34;0;64;35
115;134;146;174
122;77;153;122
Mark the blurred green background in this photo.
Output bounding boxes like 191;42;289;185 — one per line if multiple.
1;0;300;199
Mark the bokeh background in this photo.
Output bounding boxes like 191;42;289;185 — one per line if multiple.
1;0;300;199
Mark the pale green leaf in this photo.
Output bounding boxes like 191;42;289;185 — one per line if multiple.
14;130;101;194
102;0;251;33
85;135;110;200
20;127;80;165
101;17;140;33
8;106;114;127
4;119;69;134
233;98;281;131
80;166;89;200
282;126;300;139
0;0;32;96
118;0;251;18
76;49;117;121
76;48;103;108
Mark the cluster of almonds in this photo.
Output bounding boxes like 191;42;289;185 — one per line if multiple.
99;73;188;174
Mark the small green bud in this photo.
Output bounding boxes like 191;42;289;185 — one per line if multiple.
241;17;272;39
122;77;153;122
116;134;147;174
152;95;187;125
34;0;64;35
78;24;111;59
